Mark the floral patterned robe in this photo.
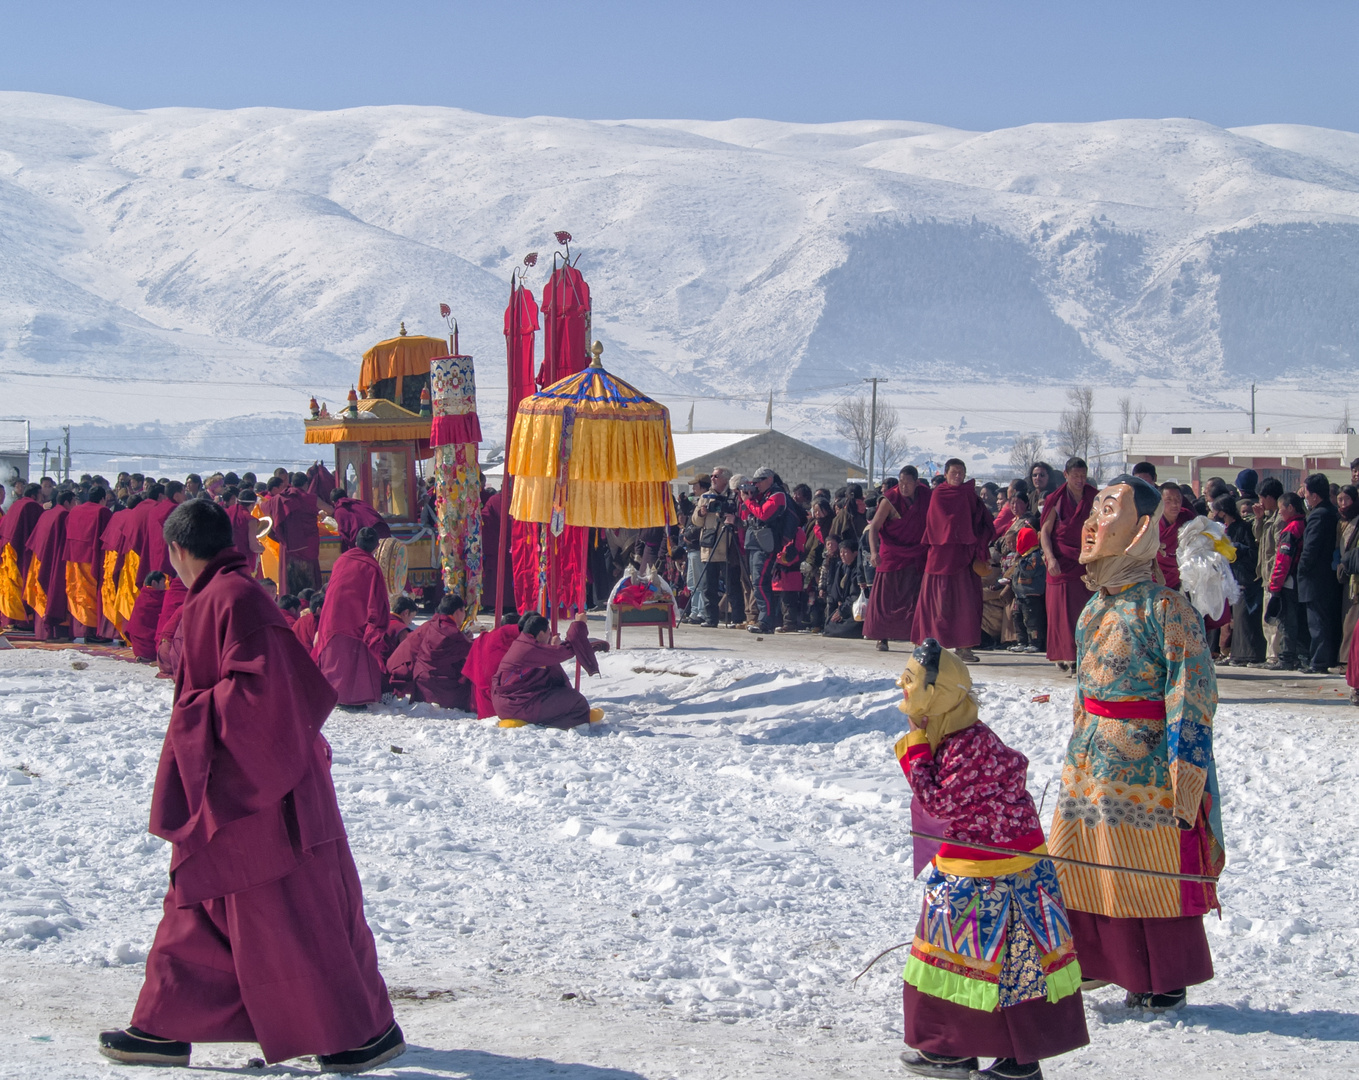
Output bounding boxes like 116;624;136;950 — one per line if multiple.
1049;580;1225;920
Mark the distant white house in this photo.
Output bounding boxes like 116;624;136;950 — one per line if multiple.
1123;431;1359;493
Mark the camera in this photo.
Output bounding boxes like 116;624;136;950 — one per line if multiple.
702;490;734;516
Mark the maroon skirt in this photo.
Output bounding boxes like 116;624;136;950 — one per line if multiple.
912;569;983;649
1045;574;1092;662
903;983;1089;1065
1066;909;1213;994
864;563;922;641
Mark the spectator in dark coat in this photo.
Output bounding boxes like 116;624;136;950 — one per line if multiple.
1298;473;1342;672
822;536;866;639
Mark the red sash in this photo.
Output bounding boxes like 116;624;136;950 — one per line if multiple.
1083;696;1167;720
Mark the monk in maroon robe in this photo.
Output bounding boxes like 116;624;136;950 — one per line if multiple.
99;508;131;639
154;576;188;677
491;613;596;728
223;491;262;576
65;486;113;641
99;500;402;1071
312;528;389;706
0;485;44;629
1155;482;1195;590
144;482;187;577
464;622;519;718
272;473;329;594
865;467;931;647
122;486;165;592
1040;458;1099;665
911;462;994;659
388;593;474;709
293;603;320;651
125;572;169;661
25;490;75;640
480;487;513;612
330;488;391;553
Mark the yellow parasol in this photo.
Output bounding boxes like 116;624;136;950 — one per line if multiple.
508;342;677;532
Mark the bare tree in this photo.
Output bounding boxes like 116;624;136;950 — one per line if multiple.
1058;385;1107;482
833;395;872;468
874;404;910;481
1117;395;1146;435
1008;433;1046;480
1336;406;1354;435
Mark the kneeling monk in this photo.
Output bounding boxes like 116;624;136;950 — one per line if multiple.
387;593;474;710
896;640;1087;1080
98;500;404;1072
492;612;601;729
1048;474;1224;1012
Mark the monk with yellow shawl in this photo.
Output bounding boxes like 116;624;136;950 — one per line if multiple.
65;485;112;642
0;483;43;630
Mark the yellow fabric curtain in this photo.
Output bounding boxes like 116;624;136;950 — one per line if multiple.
510;476;675;529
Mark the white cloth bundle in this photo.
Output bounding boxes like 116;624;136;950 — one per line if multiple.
1177;515;1241;618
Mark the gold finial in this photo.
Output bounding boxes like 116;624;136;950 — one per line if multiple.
399;321;408;336
589;340;604;368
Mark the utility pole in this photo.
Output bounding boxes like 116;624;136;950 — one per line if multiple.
1250;383;1256;435
863;377;888;487
41;442;49;479
62;426;71;483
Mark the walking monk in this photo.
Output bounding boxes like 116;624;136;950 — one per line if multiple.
313;527;389;707
1048;474;1224;1012
911;460;994;663
0;483;43;630
329;487;391;552
65;485;112;642
25;489;75;640
98;500;403;1072
1040;457;1097;672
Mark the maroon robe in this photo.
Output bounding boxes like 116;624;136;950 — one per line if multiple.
293;608;319;651
1041;482;1098;662
64;500;111;637
224;503;260;575
387;614;474;709
911;480;994;649
0;496;43;627
154;577;189;676
1157;505;1196;590
124;497;162;589
273;487;322;594
464;624;519;719
98;510;129;639
491;621;592;728
25;504;71;640
332;497;391;553
306;463;337;501
865;484;930;642
145;497;181;577
131;548;391;1063
125;585;168;661
312;548;389;705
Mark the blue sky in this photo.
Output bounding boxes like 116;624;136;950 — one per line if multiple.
2;1;1356;131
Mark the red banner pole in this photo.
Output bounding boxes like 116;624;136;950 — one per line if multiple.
494;276;518;628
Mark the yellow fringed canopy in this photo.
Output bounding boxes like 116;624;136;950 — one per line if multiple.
358;334;449;394
508;357;677;529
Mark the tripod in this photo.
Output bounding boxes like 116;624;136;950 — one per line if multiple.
690;518;738;624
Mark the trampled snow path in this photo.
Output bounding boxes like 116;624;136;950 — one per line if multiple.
1;645;1358;1077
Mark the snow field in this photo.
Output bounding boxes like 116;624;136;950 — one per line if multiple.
2;646;1359;1076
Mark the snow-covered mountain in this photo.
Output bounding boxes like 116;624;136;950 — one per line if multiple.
2;92;1358;468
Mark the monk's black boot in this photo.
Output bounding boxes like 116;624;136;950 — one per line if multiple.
97;1026;191;1066
318;1022;406;1074
900;1049;979;1078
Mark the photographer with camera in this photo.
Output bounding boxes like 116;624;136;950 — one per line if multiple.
739;467;790;634
691;466;744;628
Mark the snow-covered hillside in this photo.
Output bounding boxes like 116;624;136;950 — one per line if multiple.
3;93;1359;471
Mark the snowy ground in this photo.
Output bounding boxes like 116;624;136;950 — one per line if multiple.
2;639;1359;1078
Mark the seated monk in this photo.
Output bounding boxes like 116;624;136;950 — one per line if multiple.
382;597;417;660
277;594;301;627
312;527;388;706
492;612;603;729
387;593;474;710
294;592;321;651
154;576;189;677
463;621;520;719
124;571;168;661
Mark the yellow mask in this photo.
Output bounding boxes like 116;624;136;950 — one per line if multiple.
897;639;979;753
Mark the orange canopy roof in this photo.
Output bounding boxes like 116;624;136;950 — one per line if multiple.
358;334;449;393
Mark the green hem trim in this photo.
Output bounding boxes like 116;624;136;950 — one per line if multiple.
1045;958;1082;1003
902;955;1000;1013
